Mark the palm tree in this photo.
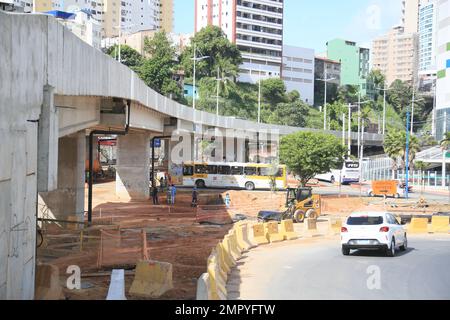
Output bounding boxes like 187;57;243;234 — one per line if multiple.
384;130;421;177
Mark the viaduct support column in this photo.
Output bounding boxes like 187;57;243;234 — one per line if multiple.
116;132;151;200
40;131;86;224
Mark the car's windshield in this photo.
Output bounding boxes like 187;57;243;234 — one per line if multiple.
347;216;384;225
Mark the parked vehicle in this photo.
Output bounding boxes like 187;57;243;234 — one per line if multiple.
315;160;360;184
341;212;408;257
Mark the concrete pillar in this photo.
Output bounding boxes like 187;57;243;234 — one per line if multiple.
40;131;86;223
116;132;151;200
37;85;58;192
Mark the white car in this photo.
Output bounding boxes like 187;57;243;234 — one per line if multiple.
341;212;408;257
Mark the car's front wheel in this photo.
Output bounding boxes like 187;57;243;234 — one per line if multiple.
342;246;350;256
386;239;396;257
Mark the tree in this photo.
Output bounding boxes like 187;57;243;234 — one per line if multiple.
337;85;359;104
106;45;143;72
280;132;347;186
367;69;386;101
180;26;242;79
267;100;310;127
260;78;287;110
140;31;182;100
384;130;421;170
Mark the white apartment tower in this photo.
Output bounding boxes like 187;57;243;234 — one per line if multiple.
195;0;284;84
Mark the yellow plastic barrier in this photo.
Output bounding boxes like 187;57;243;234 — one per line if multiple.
409;218;429;234
129;260;174;298
228;231;244;257
207;255;227;300
241;222;258;248
264;221;284;243
234;222;251;251
215;243;232;275
222;236;238;264
280;220;298;240
431;216;449;234
224;234;241;261
252;223;269;245
328;217;342;235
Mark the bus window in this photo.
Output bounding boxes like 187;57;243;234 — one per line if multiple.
260;167;282;177
231;166;243;175
195;165;207;174
244;167;257;176
275;168;283;177
183;166;193;176
218;166;231;175
207;165;218;174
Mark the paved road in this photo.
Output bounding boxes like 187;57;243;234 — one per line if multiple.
228;235;450;300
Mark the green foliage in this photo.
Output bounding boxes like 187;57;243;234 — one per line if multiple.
280;132;347;186
266;100;310;127
180;26;242;79
260;78;287;109
106;45;143;72
384;130;420;170
140;31;182;100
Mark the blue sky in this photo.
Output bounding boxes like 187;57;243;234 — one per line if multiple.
174;0;403;53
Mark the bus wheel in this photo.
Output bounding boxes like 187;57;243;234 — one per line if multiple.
245;182;255;191
196;180;206;189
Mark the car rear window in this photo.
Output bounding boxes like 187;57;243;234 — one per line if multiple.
347;216;384;225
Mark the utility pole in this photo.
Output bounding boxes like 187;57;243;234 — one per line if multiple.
193;43;197;111
405;106;411;199
357;88;361;159
411;89;415;135
258;65;262;123
342;113;346;146
324;68;328;130
348;103;352;157
216;67;221;116
383;85;387;135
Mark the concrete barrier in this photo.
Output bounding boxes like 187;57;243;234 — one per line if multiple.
280;220;298;240
207;255;227;300
35;264;63;300
129;260;174;298
408;218;429;234
252;223;270;245
431;216;450;234
106;269;127;300
196;273;211;300
264;222;284;243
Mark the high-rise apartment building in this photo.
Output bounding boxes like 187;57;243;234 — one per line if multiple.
418;0;437;91
326;39;370;95
195;0;284;84
282;45;315;105
372;26;419;86
31;0;174;38
435;0;450;140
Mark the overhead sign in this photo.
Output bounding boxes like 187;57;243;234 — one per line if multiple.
151;139;161;148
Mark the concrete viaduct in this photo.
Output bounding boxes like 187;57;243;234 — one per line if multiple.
0;12;384;299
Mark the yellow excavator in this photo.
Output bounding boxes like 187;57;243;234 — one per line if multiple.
257;187;321;223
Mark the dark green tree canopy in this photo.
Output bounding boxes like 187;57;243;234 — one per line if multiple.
106;45;143;72
280;132;347;186
180;26;242;79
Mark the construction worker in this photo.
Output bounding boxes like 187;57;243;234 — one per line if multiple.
151;185;159;205
167;185;172;205
191;187;198;208
159;176;165;192
171;184;177;205
224;193;231;208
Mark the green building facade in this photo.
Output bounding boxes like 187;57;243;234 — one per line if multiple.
326;39;371;96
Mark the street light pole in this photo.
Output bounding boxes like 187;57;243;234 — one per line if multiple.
383;85;387;135
411;89;415;135
193;43;197;111
258;65;262;123
216;67;221;116
405;106;411;200
324;68;328;130
348;103;352;157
